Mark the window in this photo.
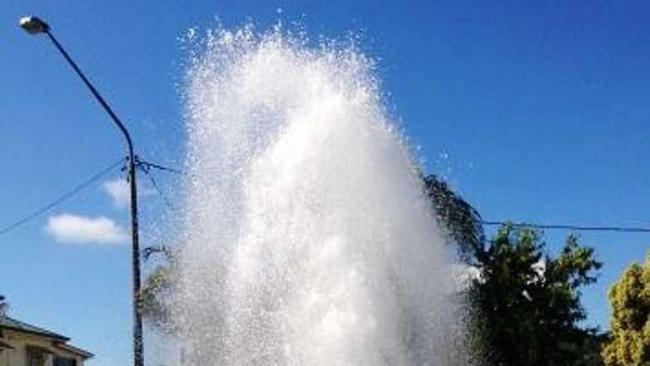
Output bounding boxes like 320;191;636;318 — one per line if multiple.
53;356;77;366
26;348;46;366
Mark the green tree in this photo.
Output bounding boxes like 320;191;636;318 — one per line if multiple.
602;254;650;366
140;246;177;333
423;175;604;365
423;174;484;264
470;226;602;366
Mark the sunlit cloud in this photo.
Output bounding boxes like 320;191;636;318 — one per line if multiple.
102;178;154;208
46;214;128;244
102;179;130;208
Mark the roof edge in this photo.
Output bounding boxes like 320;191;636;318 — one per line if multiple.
54;342;94;359
0;316;70;341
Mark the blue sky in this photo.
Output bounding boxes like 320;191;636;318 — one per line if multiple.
1;1;649;365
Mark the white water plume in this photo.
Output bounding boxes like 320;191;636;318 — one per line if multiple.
174;25;472;366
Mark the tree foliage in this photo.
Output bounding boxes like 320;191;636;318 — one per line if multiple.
469;226;602;366
423;175;484;264
140;246;177;333
423;175;603;366
602;254;650;366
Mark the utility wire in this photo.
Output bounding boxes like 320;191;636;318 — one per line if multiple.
135;157;181;211
135;157;203;181
135;157;184;176
481;220;650;233
10;156;645;236
140;161;650;235
143;170;177;211
0;157;126;235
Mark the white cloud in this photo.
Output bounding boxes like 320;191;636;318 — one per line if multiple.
102;178;155;208
46;214;128;244
102;178;130;208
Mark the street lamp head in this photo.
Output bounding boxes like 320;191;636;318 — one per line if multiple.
19;16;50;35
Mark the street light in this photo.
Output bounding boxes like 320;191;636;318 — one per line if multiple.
19;15;145;366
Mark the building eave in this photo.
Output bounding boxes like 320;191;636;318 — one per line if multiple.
0;317;69;341
54;342;94;359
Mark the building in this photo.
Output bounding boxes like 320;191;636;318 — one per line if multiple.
0;316;92;366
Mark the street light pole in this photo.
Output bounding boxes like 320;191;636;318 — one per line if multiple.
19;16;144;366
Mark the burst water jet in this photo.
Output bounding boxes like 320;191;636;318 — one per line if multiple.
174;25;471;366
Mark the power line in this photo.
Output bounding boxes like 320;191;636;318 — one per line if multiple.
135;157;184;176
135;157;204;181
0;157;126;235
140;161;650;235
481;221;650;233
142;170;177;211
12;156;643;236
134;157;180;211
